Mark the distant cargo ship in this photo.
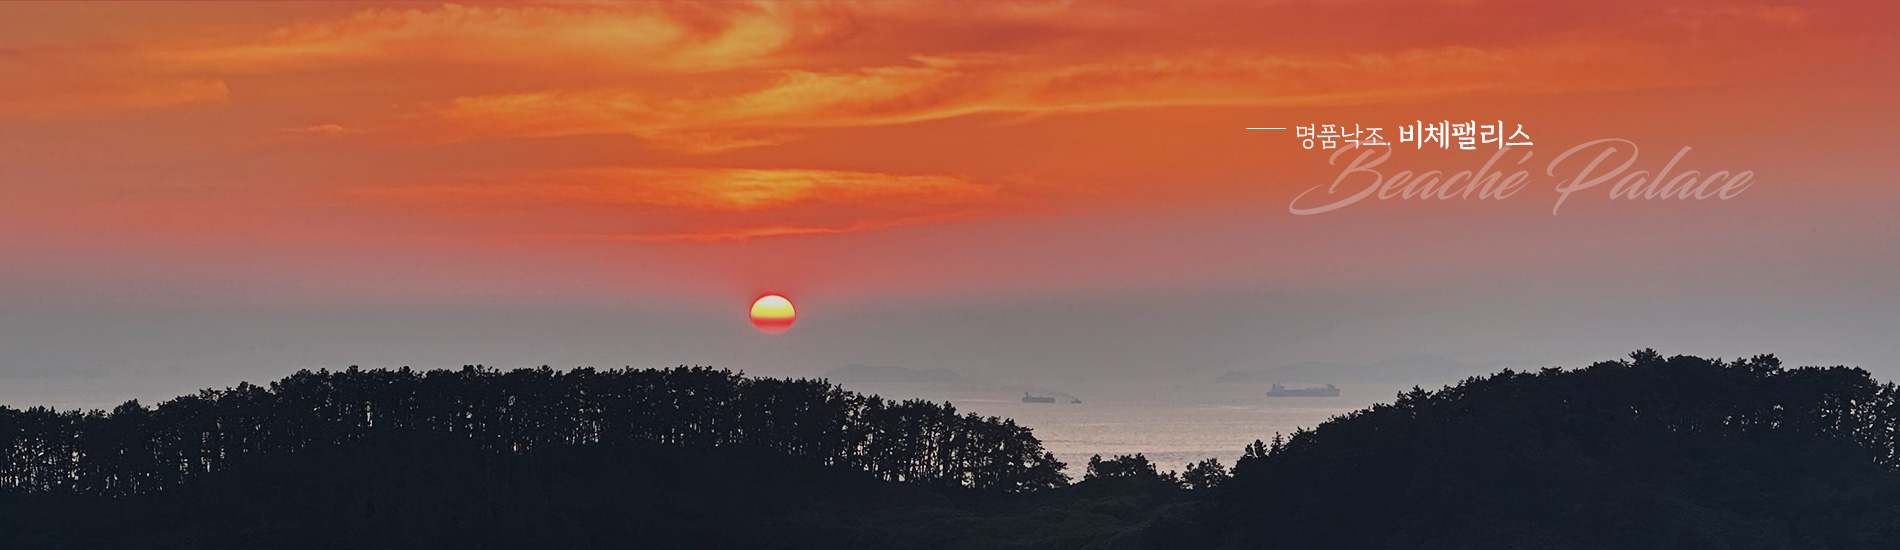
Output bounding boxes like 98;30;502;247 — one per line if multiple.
1021;392;1057;403
1266;383;1340;397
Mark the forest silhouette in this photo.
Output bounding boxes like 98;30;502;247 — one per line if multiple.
0;365;1066;495
6;350;1900;549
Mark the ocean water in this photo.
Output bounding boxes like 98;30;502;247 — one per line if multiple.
838;380;1414;470
12;373;1414;473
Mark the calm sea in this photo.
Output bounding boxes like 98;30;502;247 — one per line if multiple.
837;380;1413;470
14;375;1412;472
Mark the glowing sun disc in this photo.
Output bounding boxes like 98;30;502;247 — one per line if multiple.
750;294;796;334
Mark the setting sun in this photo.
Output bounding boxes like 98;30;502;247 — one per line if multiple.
749;294;796;334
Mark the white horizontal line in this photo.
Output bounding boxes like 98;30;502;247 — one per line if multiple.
1244;127;1287;130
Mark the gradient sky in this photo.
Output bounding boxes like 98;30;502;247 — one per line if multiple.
2;1;1898;408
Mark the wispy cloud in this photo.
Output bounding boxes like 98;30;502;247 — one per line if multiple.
154;2;817;73
420;41;1705;149
0;0;1890;243
0;50;228;117
347;167;1008;241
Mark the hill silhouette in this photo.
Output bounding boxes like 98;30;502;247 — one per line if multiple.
0;365;1066;496
1153;350;1900;549
0;434;1179;549
6;351;1900;549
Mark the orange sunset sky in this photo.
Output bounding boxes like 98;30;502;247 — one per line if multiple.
1;1;1898;405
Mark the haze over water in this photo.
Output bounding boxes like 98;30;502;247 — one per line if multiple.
840;380;1407;468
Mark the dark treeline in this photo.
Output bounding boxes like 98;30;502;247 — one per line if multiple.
10;350;1900;549
1155;350;1900;549
0;366;1067;496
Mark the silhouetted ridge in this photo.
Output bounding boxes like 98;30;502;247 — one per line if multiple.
8;351;1900;549
0;433;1167;550
1154;350;1900;549
0;366;1067;496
